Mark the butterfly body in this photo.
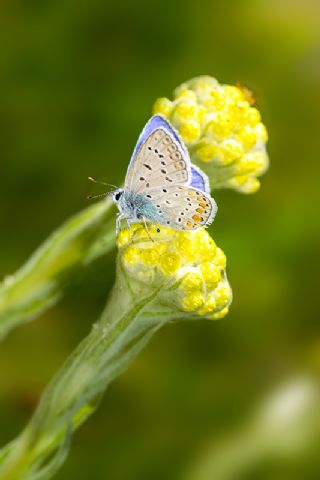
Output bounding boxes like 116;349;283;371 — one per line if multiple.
112;189;165;226
111;115;217;234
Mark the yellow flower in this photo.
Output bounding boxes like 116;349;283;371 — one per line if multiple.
153;75;269;194
117;225;232;320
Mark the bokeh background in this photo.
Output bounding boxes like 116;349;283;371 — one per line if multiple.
0;0;320;479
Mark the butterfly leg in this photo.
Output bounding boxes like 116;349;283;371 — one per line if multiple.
116;213;125;236
142;217;154;242
125;218;133;238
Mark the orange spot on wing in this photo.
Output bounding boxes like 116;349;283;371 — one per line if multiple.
192;215;202;223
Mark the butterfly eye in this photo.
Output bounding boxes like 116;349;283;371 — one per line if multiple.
115;192;122;201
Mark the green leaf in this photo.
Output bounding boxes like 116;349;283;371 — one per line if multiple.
0;200;116;340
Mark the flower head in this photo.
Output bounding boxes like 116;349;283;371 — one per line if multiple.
117;224;232;320
153;75;269;194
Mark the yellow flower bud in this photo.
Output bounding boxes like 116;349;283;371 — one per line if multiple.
152;97;173;116
196;142;220;163
210;306;229;320
231;175;261;194
180;120;201;143
117;228;132;248
117;225;232;320
180;272;203;292
198;295;217;315
140;248;160;266
173;101;197;122
256;122;268;142
245;107;261;126
214;248;227;270
236;125;257;150
174;87;197;102
200;262;221;288
159;253;181;276
215;283;231;308
153;75;269;194
122;246;140;268
181;291;205;312
220;139;244;163
207;113;234;140
223;85;245;104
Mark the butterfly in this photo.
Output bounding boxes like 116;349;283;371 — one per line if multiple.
110;115;217;235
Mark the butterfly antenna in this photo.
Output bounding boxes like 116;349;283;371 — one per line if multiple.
86;192;110;200
88;176;118;190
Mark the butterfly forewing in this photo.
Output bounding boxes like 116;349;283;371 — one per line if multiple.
125;128;191;194
144;185;217;230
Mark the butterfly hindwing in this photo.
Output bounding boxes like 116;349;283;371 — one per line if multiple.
143;185;217;230
190;165;210;193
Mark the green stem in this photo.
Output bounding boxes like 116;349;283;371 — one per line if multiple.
0;199;116;340
0;273;168;480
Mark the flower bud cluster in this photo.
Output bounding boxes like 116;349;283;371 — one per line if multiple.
117;225;232;320
153;75;269;193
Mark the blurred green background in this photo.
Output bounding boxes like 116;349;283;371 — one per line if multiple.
0;0;320;479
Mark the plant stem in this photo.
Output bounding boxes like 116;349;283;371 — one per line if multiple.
0;273;168;480
0;200;116;340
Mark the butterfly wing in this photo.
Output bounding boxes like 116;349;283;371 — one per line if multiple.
144;185;217;230
125;115;192;194
124;115;217;229
190;164;210;193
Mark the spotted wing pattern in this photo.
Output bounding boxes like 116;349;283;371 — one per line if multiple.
143;185;217;230
125;128;191;194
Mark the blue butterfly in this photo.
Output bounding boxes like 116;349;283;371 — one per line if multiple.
111;115;217;235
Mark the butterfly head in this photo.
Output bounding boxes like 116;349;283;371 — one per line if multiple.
111;188;140;217
111;188;124;205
